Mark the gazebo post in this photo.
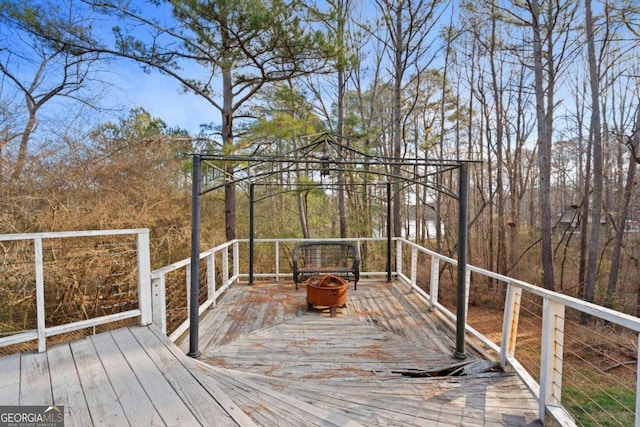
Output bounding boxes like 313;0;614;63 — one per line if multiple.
454;162;469;360
187;154;202;358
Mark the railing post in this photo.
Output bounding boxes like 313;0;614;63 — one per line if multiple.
151;276;167;334
275;241;280;281
429;255;439;311
464;269;471;320
186;265;191;323
233;240;239;282
539;298;565;422
223;246;230;289
34;237;46;353
396;239;403;278
136;230;152;326
500;282;522;370
410;246;418;290
207;253;215;304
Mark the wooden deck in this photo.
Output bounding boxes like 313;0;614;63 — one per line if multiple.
179;280;542;426
0;279;542;426
0;325;252;426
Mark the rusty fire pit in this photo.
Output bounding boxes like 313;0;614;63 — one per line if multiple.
306;274;347;317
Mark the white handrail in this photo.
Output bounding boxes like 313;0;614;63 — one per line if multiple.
0;229;152;352
392;237;639;427
18;232;629;426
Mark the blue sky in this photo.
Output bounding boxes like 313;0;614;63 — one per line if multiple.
108;62;219;136
1;0;221;141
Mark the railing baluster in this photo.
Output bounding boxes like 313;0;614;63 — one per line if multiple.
539;298;565;421
500;282;522;370
151;275;167;334
223;246;230;290
464;269;471;321
137;230;152;325
410;246;418;290
233;240;239;281
207;253;215;305
429;254;439;311
275;241;280;281
186;264;191;322
396;239;403;279
34;237;46;353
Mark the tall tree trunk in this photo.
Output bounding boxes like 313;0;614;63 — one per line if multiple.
392;1;403;239
336;0;347;238
297;192;310;238
531;0;554;290
9;107;37;185
606;104;640;310
606;145;635;308
221;20;236;241
582;0;603;321
489;10;506;276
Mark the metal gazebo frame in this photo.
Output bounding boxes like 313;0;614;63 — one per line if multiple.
186;134;474;361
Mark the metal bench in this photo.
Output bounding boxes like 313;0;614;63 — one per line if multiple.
292;241;360;290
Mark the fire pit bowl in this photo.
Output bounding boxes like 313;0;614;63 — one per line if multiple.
306;275;347;317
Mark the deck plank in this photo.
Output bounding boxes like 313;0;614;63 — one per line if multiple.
145;326;255;426
191;280;541;426
47;343;93;427
207;366;540;426
19;351;52;405
90;330;164;426
0;353;20;405
128;326;239;426
69;337;129;426
109;327;201;426
202;363;364;427
2;279;543;426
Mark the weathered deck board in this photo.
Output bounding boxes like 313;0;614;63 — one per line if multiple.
90;330;164;426
127;326;238;426
201;316;463;379
2;279;543;426
69;336;130;426
47;343;93;426
19;351;52;405
183;280;541;426
0;326;247;426
0;353;20;405
205;365;540;426
200;362;365;427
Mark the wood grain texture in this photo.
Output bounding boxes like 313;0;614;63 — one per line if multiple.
186;280;542;426
46;343;93;427
1;279;543;426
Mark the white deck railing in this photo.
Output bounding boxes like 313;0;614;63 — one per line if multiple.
150;240;239;341
153;237;639;426
3;232;636;425
394;238;640;427
0;229;152;353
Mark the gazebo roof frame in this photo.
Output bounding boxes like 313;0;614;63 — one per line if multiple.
187;132;475;362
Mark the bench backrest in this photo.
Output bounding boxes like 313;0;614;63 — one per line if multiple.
292;242;359;269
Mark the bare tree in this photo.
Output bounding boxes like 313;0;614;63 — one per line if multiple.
372;0;444;238
0;13;101;185
4;0;329;240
